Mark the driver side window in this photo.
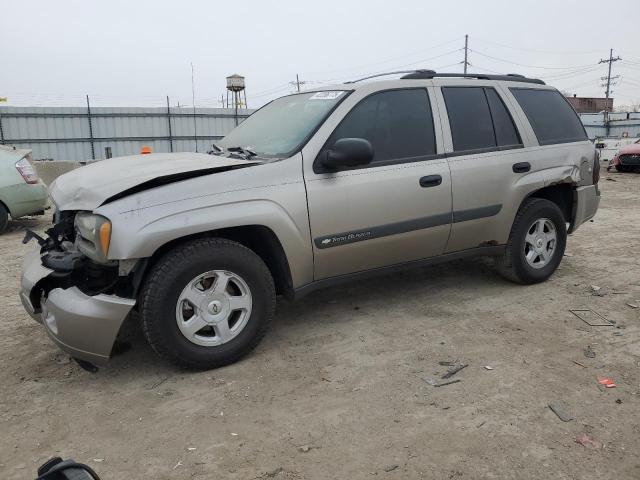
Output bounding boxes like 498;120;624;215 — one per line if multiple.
324;88;437;167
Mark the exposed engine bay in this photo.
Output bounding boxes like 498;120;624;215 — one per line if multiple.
23;211;143;312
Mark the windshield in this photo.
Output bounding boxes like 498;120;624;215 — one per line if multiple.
218;90;349;158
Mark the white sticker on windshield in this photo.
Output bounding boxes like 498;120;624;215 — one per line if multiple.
309;91;345;100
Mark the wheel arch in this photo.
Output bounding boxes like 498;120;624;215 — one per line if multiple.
138;225;294;299
525;183;574;225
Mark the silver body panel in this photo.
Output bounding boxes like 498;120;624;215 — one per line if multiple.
20;77;600;364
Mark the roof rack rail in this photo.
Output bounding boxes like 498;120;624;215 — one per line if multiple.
346;69;545;85
345;70;436;83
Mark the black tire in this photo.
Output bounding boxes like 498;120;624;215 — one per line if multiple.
0;204;8;234
617;164;631;173
495;198;567;284
140;238;275;369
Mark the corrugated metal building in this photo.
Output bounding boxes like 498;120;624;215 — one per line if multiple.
0;106;254;161
580;112;640;139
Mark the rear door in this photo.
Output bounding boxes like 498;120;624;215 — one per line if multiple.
303;87;452;280
436;84;533;252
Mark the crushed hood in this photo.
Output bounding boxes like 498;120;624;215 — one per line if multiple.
49;152;258;211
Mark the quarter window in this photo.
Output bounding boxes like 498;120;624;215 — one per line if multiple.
442;87;522;152
325;89;436;166
510;88;587;145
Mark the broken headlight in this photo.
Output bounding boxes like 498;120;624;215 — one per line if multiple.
74;212;112;263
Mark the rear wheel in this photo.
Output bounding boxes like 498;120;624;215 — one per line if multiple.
0;204;8;234
140;238;275;369
495;198;566;284
617;164;631;173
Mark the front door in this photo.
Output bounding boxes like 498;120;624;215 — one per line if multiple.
303;87;452;280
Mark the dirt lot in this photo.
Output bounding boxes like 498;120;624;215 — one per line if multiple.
1;168;639;480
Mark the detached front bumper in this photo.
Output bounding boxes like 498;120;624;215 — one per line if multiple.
570;184;600;233
20;247;135;365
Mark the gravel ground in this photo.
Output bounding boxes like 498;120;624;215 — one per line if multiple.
1;167;639;479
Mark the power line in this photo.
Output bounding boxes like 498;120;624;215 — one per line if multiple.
305;36;464;77
470;49;595;70
473;37;601;56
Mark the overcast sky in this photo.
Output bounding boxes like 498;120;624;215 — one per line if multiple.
2;0;639;109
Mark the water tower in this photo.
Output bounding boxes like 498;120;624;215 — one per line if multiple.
226;74;247;125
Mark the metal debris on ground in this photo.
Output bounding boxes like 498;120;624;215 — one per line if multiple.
438;360;456;366
484;366;494;370
572;360;587;368
626;302;639;309
570;309;614;327
584;345;596;358
575;433;602;449
442;363;468;379
434;379;461;387
590;285;610;297
548;402;574;422
597;376;616;388
383;464;399;472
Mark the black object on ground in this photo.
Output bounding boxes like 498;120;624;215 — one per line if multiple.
442;363;468;379
548;402;574;422
434;379;461;387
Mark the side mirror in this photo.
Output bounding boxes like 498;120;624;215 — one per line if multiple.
321;138;374;170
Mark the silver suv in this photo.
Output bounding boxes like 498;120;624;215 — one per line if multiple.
20;71;600;370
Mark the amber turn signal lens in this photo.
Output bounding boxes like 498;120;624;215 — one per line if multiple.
98;221;111;256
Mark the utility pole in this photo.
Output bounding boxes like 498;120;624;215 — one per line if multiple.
599;48;621;112
463;34;470;74
289;74;306;93
190;62;197;152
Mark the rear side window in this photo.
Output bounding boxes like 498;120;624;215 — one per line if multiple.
442;87;521;153
326;89;436;165
510;88;587;145
485;88;521;147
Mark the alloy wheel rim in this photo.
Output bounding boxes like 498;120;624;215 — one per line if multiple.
523;218;557;269
175;270;252;346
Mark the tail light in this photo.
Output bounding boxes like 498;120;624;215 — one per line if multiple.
15;157;39;184
593;151;600;184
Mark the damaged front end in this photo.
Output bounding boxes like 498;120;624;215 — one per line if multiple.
20;211;139;367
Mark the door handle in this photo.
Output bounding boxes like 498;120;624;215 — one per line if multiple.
419;175;442;188
512;162;531;173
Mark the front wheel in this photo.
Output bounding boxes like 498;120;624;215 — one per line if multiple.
495;198;567;284
140;238;275;369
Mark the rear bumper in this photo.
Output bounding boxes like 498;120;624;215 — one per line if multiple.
8;181;48;218
20;247;135;365
570;184;600;233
